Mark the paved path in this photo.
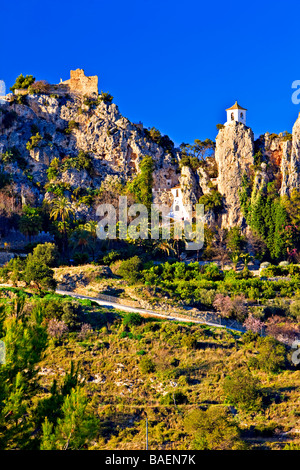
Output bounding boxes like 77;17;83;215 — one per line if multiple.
56;289;244;332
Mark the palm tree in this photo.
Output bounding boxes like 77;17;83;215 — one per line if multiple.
50;196;74;255
70;227;90;253
153;240;176;258
84;221;99;260
229;252;240;271
240;253;253;271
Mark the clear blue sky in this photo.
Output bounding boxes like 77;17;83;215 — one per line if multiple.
1;0;300;146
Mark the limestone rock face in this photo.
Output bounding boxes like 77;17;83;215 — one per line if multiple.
0;90;179;217
215;121;254;228
280;116;300;196
198;167;212;195
179;165;199;208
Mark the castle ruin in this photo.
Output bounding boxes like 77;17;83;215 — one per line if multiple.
60;69;98;96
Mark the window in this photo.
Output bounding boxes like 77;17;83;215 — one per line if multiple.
175;205;179;212
240;112;243;119
231;112;234;121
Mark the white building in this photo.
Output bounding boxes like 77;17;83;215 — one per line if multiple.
168;185;191;221
225;101;247;125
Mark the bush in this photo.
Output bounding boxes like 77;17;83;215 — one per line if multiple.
28;80;50;95
203;263;223;281
31;243;59;267
255;336;286;373
223;370;262;412
181;335;197;349
102;250;121;265
65;120;79;134
199;190;223;214
61;301;82;331
10;74;35;92
26;132;43;151
73;252;89;266
289;300;300;319
185;407;244;450
117;256;143;284
122;312;143;327
139;357;155;374
160;391;188;405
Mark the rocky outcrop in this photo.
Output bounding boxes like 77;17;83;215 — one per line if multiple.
215;121;254;228
251;162;269;202
0;85;180;216
198;167;212;195
179;165;199;208
280;115;300;196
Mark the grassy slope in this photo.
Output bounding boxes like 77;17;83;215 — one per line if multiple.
36;302;300;450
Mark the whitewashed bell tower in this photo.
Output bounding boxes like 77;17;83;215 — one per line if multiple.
225;101;247;125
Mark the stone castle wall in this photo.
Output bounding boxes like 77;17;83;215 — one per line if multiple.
60;69;98;96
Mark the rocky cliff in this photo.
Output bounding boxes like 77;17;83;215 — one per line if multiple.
0;71;180;224
214;121;254;228
1;70;300;242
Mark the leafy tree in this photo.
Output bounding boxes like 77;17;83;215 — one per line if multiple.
117;256;143;284
282;189;300;226
223;370;262;412
180;139;215;168
255;336;286;373
30;243;59;267
19;205;43;242
127;155;154;210
185;407;244;450
122;312;143;327
24;256;57;292
226;227;245;254
10;74;35;92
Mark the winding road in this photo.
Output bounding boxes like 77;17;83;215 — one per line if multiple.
56;289;245;333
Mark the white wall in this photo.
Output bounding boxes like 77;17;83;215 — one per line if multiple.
225;108;246;125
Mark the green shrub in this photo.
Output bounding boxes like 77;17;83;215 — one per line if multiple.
139;357;155;374
26;132;43;151
136;350;146;356
185;407;244;450
103;250;121;265
223;370;262;412
255;337;286;373
73;252;90;266
117;256;143;284
10;74;35;92
64;120;79;134
160;391;188;405
122;312;143;327
290;299;300;318
181;335;197;349
199;190;223;214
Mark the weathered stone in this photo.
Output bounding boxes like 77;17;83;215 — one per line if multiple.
280;116;300;196
215;121;254;228
60;69;98;97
